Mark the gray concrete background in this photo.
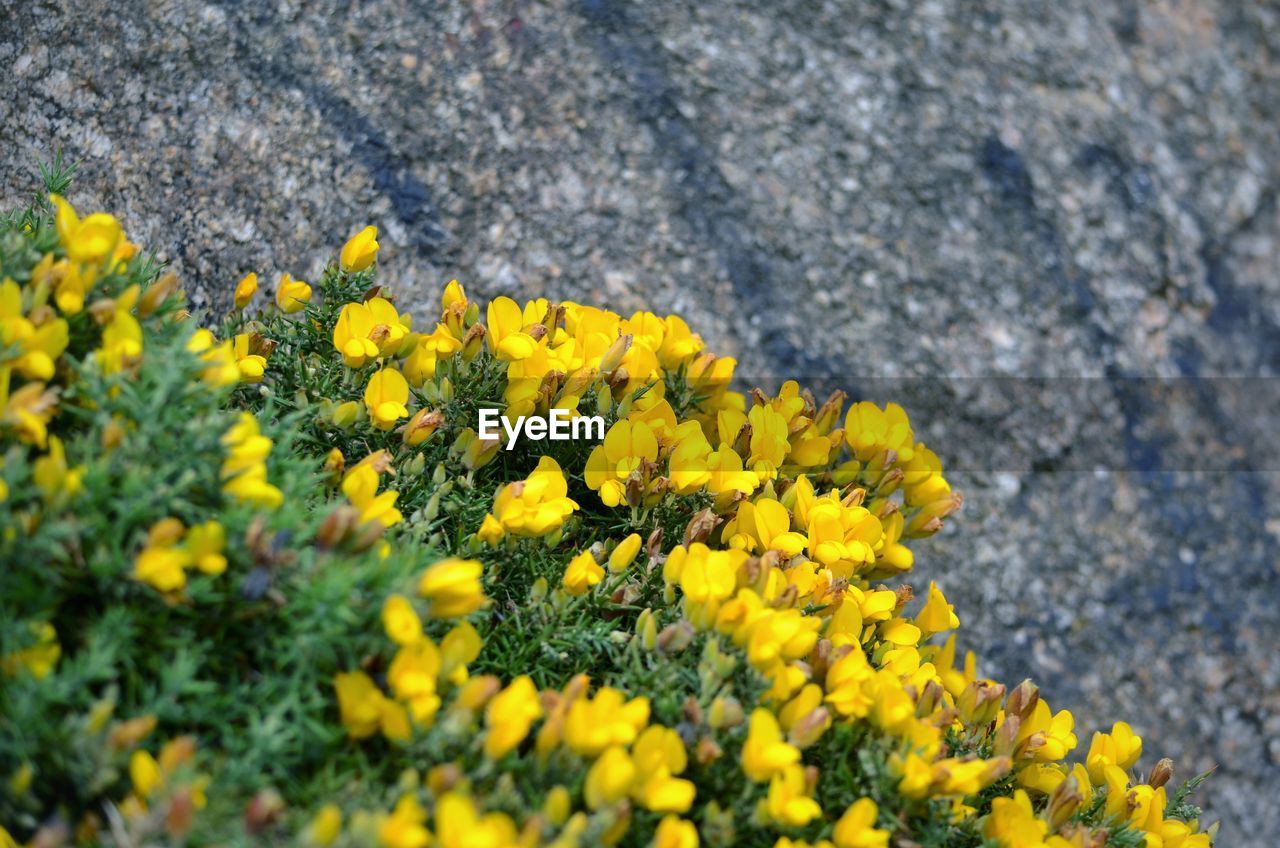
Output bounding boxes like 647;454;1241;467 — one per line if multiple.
2;1;1277;843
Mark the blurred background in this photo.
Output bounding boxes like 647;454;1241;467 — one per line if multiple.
2;1;1276;843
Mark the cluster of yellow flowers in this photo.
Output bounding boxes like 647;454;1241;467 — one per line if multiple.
0;197;1216;848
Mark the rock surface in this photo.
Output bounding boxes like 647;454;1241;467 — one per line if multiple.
2;1;1277;842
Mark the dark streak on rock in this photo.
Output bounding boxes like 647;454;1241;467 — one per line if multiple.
210;1;447;253
576;0;830;381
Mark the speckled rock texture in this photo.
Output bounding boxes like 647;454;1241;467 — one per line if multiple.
2;0;1277;842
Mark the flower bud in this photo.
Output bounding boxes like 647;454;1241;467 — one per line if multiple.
696;736;723;766
333;401;360;429
1147;758;1174;790
138;271;178;317
657;620;695;654
404;409;444;446
708;696;745;730
1005;680;1040;721
788;707;832;749
683;508;722;546
992;715;1021;758
316;506;359;549
234;271;258;309
599;333;632;374
1046;773;1083;831
609;533;643;573
461;323;486;361
636;608;658;651
958;680;1005;727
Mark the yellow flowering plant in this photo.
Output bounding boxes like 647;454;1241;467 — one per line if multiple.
0;163;1216;848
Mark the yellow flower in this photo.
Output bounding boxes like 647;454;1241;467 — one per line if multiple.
403;408;443;446
564;687;650;757
50;194;122;265
914;582;959;635
33;435;84;502
417;558;486;618
340;225;379;273
653;816;699;848
434;792;519;848
1;622;61;679
133;519;192;593
334;670;403;741
233;333;267;382
333;298;410;369
1086;721;1143;784
844;401;914;464
741;709;799;782
387;640;442;724
631;725;696;813
275;272;312;313
562;550;604;596
342;465;403;528
485;455;579;537
186;520;227;575
382;595;424;646
378;795;430;848
129;750;163;799
833;798;888;848
0;279;69;380
609;533;643;573
97;309;144;375
306;804;343;846
983;790;1048;846
766;764;822;827
221;413;284;509
233;272;258;309
364;367;410;430
585;747;636;810
1016;701;1077;763
484;675;542;759
585;418;659;507
485;295;540;361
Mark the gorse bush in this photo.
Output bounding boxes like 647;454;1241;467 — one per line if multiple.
0;163;1216;848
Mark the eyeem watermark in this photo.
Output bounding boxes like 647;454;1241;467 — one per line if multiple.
478;408;606;451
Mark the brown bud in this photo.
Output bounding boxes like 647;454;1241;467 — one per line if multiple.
893;583;915;609
1147;758;1175;790
101;417;125;451
788;707;831;748
645;527;664;562
1005;679;1040;721
106;715;157;750
682;697;703;726
656;620;695;654
803;765;820;796
244;788;285;835
167;786;197;836
957;680;1006;727
695;736;723;766
427;763;462;794
840;485;866;508
248;332;277;358
404;409;444;446
683;508;721;546
1046;773;1083;831
992;715;1021;758
607;366;631;394
89;298;117;325
138;271;179;317
916;679;945;718
316;506;360;549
